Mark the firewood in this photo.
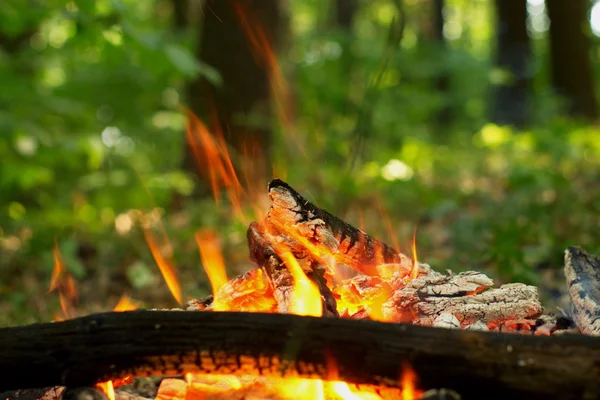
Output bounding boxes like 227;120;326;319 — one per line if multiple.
1;311;600;399
564;246;600;335
247;221;338;316
265;179;411;276
383;272;543;326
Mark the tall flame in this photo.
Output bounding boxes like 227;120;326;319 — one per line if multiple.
195;229;229;299
410;226;419;280
49;242;78;320
400;364;420;400
184;109;249;221
142;226;182;305
231;0;297;140
276;247;323;317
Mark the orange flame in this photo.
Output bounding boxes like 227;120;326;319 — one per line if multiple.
400;364;420;400
410;226;419;281
232;1;294;129
113;293;141;311
142;226;182;305
97;380;115;400
276;246;323;317
195;229;229;298
49;242;78;320
184;109;249;220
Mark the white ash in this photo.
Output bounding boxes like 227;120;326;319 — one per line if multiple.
433;313;461;329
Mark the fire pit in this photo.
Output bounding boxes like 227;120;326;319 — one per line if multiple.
1;180;600;400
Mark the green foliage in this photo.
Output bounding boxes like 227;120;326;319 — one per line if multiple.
1;0;599;325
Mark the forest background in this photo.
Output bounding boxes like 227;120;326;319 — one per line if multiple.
1;0;599;326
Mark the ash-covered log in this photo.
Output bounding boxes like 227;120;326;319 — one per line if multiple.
565;246;600;335
1;311;600;400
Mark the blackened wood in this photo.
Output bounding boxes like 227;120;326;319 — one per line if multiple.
266;179;405;276
1;311;600;399
247;222;338;316
565;246;600;335
61;388;107;400
0;388;58;400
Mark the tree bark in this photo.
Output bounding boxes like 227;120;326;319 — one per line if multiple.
546;0;598;119
491;0;531;127
1;311;600;399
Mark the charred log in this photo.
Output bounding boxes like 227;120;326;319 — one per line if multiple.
565;246;600;335
61;388;107;400
265;179;410;276
1;311;600;399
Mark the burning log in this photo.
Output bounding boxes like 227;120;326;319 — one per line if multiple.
1;311;600;399
264;179;412;276
565;246;600;336
247;221;338;316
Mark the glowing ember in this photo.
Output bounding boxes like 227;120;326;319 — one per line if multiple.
195;229;229;299
210;269;277;312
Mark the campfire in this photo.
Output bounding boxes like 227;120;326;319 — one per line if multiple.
1;179;600;400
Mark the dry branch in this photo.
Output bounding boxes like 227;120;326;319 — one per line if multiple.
565;246;600;335
1;311;600;400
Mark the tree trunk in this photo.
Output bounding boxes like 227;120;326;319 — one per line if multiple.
491;0;531;127
417;0;451;128
183;0;284;186
1;311;600;399
333;0;358;112
546;0;598;120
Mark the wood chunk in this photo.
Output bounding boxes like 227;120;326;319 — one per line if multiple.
564;246;600;335
414;271;493;297
382;271;543;326
266;179;411;276
2;311;600;399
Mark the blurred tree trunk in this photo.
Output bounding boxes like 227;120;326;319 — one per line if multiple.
491;0;531;127
335;0;357;29
431;0;450;126
417;0;451;127
333;0;358;111
182;0;285;188
546;0;598;120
